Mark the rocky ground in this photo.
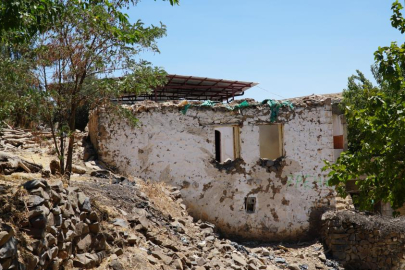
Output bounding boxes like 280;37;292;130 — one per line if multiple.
0;127;344;270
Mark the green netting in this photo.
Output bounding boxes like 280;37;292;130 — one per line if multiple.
233;100;250;110
201;100;217;107
281;100;294;110
269;100;281;122
181;100;217;115
262;99;294;122
181;104;191;115
225;100;250;110
180;99;293;118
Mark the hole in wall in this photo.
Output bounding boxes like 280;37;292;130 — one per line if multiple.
245;197;256;213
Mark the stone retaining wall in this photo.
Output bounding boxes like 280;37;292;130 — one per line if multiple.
322;210;405;270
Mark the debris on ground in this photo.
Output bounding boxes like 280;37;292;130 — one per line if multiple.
0;127;344;269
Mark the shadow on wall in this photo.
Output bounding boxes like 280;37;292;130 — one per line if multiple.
307;206;332;240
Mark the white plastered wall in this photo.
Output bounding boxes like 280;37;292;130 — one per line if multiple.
89;101;337;241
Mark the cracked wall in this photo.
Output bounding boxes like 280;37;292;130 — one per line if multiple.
89;98;338;241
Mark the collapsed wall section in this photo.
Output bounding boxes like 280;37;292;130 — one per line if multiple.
89;97;338;241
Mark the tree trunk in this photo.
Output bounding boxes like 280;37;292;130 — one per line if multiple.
60;131;65;175
65;104;77;178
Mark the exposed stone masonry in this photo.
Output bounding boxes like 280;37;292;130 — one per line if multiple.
322;210;405;270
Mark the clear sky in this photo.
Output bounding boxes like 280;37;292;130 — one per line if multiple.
128;0;405;100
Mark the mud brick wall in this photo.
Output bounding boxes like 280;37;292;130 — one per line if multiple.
322;211;405;270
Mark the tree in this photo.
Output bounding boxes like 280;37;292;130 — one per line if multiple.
0;0;179;177
340;67;392;153
0;0;178;41
325;1;405;212
30;0;176;176
0;42;40;128
0;0;59;42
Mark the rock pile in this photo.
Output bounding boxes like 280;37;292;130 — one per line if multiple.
0;128;39;150
0;127;89;177
79;179;281;270
0;179;115;269
76;177;339;270
0;175;341;270
322;210;405;270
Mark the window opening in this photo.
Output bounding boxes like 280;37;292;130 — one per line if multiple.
333;114;345;162
215;130;221;162
333;114;344;150
259;124;283;160
214;126;240;163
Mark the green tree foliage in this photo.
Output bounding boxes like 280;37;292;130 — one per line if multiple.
0;0;60;41
0;0;179;176
34;1;171;175
341;69;385;153
0;0;178;41
325;1;405;212
0;43;39;127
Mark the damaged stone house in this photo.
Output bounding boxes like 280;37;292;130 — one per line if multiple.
89;74;347;241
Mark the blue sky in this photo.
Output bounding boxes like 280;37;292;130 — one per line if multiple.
129;0;405;100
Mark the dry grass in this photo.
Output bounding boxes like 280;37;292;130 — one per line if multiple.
0;173;42;184
91;196;119;222
96;246;157;270
139;181;183;219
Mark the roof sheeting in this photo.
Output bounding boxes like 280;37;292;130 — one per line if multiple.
117;74;258;103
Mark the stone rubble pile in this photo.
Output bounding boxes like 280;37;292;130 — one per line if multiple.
0;128;41;150
77;177;338;270
0;179;117;269
0;151;43;175
0;150;343;270
0;175;342;270
0;127;89;177
88;182;280;270
0;126;87;156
